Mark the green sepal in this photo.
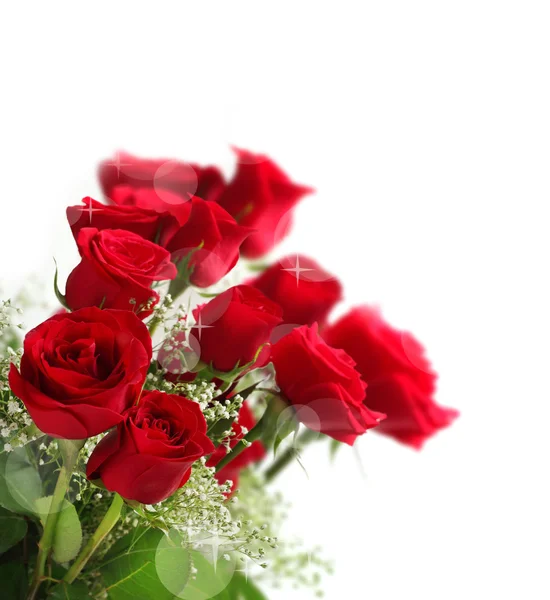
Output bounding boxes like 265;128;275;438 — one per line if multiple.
168;242;204;299
53;259;69;310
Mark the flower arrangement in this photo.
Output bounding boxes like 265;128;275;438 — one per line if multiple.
0;149;458;599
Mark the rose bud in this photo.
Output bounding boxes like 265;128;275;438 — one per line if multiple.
98;151;225;210
191;285;282;373
9;307;152;439
271;324;385;445
250;255;342;326
67;197;179;247
65;228;177;317
166;197;252;289
215;147;313;259
86;390;215;504
207;403;266;492
323;307;459;448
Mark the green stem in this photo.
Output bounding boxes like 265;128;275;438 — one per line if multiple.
264;429;319;483
27;439;84;600
215;421;264;473
148;318;161;337
63;493;124;584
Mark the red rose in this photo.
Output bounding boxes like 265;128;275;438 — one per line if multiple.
192;285;283;373
215;148;313;258
271;324;384;444
107;185;192;228
65;228;177;317
9;308;152;439
86;390;215;504
67;197;179;246
251;255;342;326
323;307;458;448
98;151;225;212
166;197;251;288
207;403;265;491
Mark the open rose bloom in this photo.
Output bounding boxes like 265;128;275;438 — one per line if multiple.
0;148;457;600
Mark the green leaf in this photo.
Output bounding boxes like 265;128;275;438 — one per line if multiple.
48;581;91;599
35;496;83;563
0;507;28;554
228;573;268;600
53;259;69;309
102;528;181;600
172;549;235;600
0;561;28;600
0;446;43;515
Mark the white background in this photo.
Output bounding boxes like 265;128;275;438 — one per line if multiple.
1;2;550;599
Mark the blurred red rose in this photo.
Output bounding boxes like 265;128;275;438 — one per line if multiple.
9;307;152;439
166;197;252;288
251;255;342;326
271;324;385;444
98;151;225;211
207;402;265;491
323;307;458;448
67;197;179;246
215;148;313;258
87;390;214;504
192;285;282;373
65;228;176;317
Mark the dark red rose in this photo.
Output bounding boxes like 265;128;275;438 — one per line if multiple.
67;197;179;246
65;228;177;317
251;255;342;326
207;403;265;491
98;151;225;211
323;307;458;448
215;148;313;258
270;324;384;445
191;285;282;373
9;308;152;439
86;390;215;504
166;197;252;288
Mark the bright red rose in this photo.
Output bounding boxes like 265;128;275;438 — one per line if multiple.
251;255;342;326
65;228;177;317
98;151;225;212
166;197;252;288
9;308;152;439
323;307;458;448
270;324;385;445
215;148;313;258
107;185;192;228
86;390;215;504
67;197;179;246
207;403;265;491
192;285;282;373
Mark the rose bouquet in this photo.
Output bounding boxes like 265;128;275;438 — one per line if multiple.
0;149;458;599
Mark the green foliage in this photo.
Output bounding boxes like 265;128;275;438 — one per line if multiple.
48;581;91;599
102;528;181;600
260;395;299;455
329;438;343;461
0;446;42;515
35;496;83;563
168;243;203;299
227;573;268;599
173;549;236;600
0;506;27;554
0;561;28;599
